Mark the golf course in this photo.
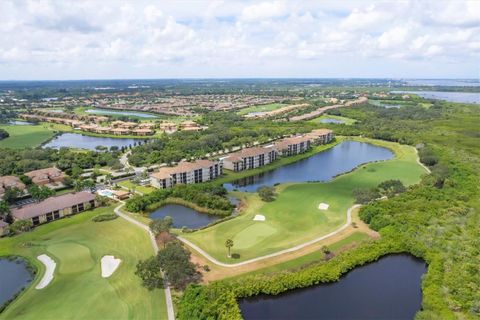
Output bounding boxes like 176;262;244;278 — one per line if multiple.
0;206;167;319
181;139;428;263
0;124;57;149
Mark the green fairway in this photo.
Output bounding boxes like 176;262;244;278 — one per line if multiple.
117;180;156;195
0;124;56;149
237;103;286;115
309;114;357;125
181;139;428;263
0;206;167;319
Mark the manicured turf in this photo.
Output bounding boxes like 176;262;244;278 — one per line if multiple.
0;206;167;319
117;180;156;195
237;103;286;115
0;124;56;149
182;139;428;263
308;114;357;125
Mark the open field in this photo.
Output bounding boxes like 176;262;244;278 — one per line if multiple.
0;124;57;149
308;114;357;125
237;103;286;115
181;139;428;264
0;206;167;320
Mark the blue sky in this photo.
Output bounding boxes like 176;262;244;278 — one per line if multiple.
0;0;479;80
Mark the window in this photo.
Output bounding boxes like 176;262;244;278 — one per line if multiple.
53;210;60;219
32;216;40;225
78;203;85;212
46;212;53;222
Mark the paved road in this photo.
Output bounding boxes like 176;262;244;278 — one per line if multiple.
177;204;361;268
114;203;175;320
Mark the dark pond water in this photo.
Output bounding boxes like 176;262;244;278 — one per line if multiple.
149;204;220;229
8;120;34;125
42;133;148;151
0;258;33;306
392;90;480;104
85;108;158;118
224;141;393;192
319;118;345;124
239;254;426;320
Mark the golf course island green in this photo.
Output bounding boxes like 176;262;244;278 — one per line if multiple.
0;206;167;319
180;138;429;263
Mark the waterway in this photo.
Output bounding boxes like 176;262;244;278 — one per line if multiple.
85;108;158;118
149;204;220;229
0;257;33;307
42;133;147;151
224;141;394;192
392;90;480;104
239;254;426;320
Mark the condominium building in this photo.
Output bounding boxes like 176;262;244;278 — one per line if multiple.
150;159;222;189
275;136;311;156
223;146;277;172
11;191;96;226
306;129;334;145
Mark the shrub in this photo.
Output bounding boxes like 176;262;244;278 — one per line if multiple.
92;213;118;222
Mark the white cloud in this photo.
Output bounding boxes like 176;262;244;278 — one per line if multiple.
0;0;478;79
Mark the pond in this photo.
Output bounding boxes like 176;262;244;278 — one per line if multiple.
8;120;34;125
0;257;33;306
318;118;345;124
85;108;158;118
42;133;148;151
392;90;480;104
239;254;426;320
149;204;220;229
224;141;393;192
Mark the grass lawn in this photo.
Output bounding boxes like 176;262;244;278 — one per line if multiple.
308;114;357;125
181;139;428;264
0;124;57;149
117;180;156;195
0;206;167;319
237;103;286;115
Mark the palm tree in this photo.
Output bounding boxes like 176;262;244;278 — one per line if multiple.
225;239;234;258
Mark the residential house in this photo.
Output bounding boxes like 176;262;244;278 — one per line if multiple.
223;146;277;172
11;191;96;226
150;159;222;189
275;136;311;156
25;167;65;187
0;176;26;198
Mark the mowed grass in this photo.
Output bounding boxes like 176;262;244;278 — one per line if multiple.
117;180;156;195
0;124;56;149
182;139;428;263
237;103;286;115
0;206;167;320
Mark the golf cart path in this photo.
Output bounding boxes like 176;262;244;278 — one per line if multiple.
177;204;361;268
114;203;175;320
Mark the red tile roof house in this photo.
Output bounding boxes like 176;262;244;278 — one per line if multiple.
24;167;65;188
11;191;97;226
0;176;26;199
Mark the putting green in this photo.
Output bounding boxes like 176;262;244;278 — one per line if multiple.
181;138;429;263
47;243;94;274
233;223;278;250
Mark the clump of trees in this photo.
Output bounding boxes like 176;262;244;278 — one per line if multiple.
257;186;277;202
353;180;406;204
136;241;201;290
0;129;9;140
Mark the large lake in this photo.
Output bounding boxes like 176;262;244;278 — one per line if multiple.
392;90;480;104
85;108;158;118
42;133;147;150
149;204;220;229
239;254;426;320
224;141;393;192
0;258;33;306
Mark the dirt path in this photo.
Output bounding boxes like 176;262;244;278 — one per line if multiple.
114;203;175;320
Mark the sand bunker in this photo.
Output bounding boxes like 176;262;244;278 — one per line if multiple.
318;203;330;210
36;254;56;289
253;214;266;221
101;255;121;278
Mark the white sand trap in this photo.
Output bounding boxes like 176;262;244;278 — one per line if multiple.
253;214;266;221
36;254;56;289
318;203;330;210
101;255;121;278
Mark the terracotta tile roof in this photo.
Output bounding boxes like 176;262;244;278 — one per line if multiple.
11;191;95;220
0;176;26;190
150;160;216;180
275;136;311;149
225;146;275;161
25;168;64;184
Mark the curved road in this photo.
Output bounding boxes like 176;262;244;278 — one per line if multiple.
114;203;175;320
177;204;361;268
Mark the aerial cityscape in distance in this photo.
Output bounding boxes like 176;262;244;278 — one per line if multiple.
0;1;479;320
